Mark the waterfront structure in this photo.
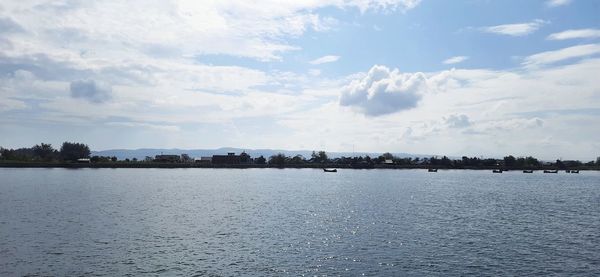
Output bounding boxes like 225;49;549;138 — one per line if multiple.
154;154;181;163
212;152;242;164
195;157;212;164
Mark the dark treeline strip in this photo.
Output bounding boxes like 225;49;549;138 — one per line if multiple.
1;143;599;170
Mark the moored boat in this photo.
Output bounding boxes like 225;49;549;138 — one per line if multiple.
523;170;534;173
570;170;580;173
428;168;437;172
323;168;337;172
543;169;558;173
492;169;502;173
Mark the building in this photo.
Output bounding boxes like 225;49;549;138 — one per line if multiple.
212;152;242;164
195;156;212;164
211;152;252;165
154;154;181;163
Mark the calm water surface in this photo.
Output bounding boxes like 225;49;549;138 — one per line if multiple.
1;168;599;276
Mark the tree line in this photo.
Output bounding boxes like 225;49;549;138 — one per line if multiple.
1;142;93;162
259;151;600;169
1;143;599;169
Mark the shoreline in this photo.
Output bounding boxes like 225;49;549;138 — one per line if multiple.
1;162;598;171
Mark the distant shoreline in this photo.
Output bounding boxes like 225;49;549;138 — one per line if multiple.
1;162;598;171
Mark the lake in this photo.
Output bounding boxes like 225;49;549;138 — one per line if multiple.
1;168;599;276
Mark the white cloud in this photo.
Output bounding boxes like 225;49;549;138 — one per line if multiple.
546;0;572;7
0;1;420;62
547;29;600;40
523;44;600;67
481;19;547;36
309;55;341;65
445;114;471;128
339;65;429;116
443;56;469;65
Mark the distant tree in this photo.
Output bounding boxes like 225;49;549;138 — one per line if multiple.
110;156;118;162
289;154;306;165
556;159;565;169
32;143;55;161
255;155;266;164
269;153;287;167
503;155;516;167
311;151;329;163
240;152;251;163
525;156;539;167
597;157;600;166
125;158;130;162
59;142;90;161
382;152;394;160
132;158;138;162
90;156;100;163
181;154;192;163
440;156;452;167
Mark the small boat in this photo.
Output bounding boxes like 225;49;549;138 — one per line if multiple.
570;170;580;174
492;169;502;173
543;170;558;173
323;168;337;173
523;170;534;173
565;170;571;173
428;168;437;172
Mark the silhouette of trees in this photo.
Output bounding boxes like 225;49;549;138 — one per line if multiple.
32;143;56;161
382;152;394;160
60;142;90;161
503;155;516;167
289;155;306;165
269;153;287;167
311;151;329;163
255;155;266;164
240;152;251;163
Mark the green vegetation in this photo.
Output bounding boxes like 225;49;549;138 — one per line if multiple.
1;142;599;170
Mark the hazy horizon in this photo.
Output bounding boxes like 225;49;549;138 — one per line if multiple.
1;0;599;160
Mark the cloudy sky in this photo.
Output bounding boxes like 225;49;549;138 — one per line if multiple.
1;0;599;160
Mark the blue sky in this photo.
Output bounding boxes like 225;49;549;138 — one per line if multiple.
1;0;599;160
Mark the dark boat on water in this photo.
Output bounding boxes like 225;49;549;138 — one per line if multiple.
544;170;558;173
570;170;580;173
428;168;438;172
323;168;337;172
523;170;534;173
492;169;503;173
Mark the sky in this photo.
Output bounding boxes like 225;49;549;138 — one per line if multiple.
0;0;599;160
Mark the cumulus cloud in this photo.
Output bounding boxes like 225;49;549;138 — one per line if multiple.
546;0;572;7
443;56;469;65
523;44;600;68
69;80;112;103
445;114;471;128
339;65;428;116
309;55;340;65
547;29;600;40
481;19;547;36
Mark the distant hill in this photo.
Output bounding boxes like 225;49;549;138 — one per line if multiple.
91;147;433;160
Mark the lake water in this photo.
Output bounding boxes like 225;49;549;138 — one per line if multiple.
0;168;599;276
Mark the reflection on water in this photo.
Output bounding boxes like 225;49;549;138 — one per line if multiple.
1;168;599;275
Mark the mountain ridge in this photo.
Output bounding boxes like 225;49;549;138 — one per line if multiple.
92;147;434;160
